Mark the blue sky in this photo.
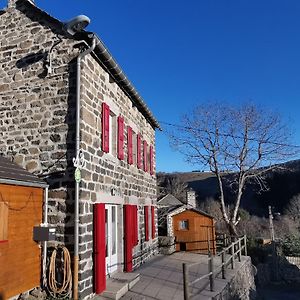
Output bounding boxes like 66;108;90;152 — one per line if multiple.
8;0;300;172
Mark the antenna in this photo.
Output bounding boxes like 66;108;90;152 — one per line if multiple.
63;15;90;36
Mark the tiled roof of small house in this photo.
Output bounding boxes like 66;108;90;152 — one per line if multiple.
0;156;47;187
157;194;184;206
8;0;160;130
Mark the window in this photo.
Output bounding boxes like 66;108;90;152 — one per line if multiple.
143;140;148;172
132;131;137;166
0;202;8;242
179;220;189;230
117;116;125;160
109;113;117;156
137;134;142;169
127;126;133;164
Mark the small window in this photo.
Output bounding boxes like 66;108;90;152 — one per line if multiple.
0;202;8;242
109;113;116;156
179;220;189;230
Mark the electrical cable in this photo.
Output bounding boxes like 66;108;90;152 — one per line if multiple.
48;246;72;299
159;120;300;149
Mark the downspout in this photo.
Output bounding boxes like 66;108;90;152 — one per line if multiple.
73;36;97;300
42;186;49;289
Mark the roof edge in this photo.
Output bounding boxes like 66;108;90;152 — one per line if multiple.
0;178;48;188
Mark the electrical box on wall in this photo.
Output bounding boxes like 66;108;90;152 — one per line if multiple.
33;226;56;241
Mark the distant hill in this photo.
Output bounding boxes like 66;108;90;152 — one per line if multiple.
157;159;300;217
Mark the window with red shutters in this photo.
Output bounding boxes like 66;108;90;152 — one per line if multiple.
151;206;155;239
117;116;124;160
101;102;110;153
143;140;148;172
137;134;141;169
127;126;133;165
149;145;154;175
144;206;149;241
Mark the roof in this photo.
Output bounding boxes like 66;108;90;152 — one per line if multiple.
0;156;47;187
11;0;160;130
157;194;183;206
168;205;214;219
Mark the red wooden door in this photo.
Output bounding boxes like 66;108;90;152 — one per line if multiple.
94;203;106;294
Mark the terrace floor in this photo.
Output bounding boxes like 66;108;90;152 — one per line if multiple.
95;252;247;300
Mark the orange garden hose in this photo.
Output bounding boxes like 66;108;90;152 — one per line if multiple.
48;246;72;299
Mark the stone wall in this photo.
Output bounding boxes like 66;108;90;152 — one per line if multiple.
0;2;158;299
213;257;256;300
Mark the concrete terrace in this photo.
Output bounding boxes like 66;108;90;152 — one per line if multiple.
95;252;249;300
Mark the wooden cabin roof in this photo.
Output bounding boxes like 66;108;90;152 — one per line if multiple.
0;156;46;187
169;206;214;219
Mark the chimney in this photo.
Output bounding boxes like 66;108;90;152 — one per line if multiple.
186;189;196;208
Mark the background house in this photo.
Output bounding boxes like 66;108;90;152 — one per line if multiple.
158;190;216;255
0;0;159;298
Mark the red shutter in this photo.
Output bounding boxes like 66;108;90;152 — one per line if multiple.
149;145;154;175
133;205;138;246
102;103;110;153
137;134;141;169
124;205;133;272
151;206;155;239
94;203;106;294
127;126;133;165
117;116;124;160
143;140;148;172
144;206;149;241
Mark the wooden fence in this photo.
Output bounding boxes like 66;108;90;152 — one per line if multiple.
182;235;247;300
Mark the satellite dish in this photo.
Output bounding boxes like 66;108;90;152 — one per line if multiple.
64;15;90;36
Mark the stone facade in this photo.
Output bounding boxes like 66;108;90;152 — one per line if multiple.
0;1;158;299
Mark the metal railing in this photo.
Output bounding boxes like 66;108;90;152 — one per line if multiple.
182;235;247;300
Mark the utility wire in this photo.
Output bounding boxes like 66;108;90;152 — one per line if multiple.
159;120;300;149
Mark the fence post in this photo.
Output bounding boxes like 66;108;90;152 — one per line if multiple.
221;251;225;279
209;252;214;292
244;235;247;256
231;243;235;269
238;238;241;262
183;263;190;300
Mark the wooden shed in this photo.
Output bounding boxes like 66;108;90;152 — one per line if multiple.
170;208;216;255
0;156;47;299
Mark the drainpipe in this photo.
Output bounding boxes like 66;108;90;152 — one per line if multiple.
73;36;97;300
42;186;49;288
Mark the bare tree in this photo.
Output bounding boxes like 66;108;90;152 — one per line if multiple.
170;102;296;235
284;193;300;223
165;176;188;202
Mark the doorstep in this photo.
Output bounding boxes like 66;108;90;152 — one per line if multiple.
93;272;140;300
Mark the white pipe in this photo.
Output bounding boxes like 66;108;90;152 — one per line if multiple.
42;186;49;288
74;36;97;300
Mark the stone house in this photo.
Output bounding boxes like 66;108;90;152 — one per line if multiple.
0;0;159;299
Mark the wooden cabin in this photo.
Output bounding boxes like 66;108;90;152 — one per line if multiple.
0;156;47;299
170;208;216;255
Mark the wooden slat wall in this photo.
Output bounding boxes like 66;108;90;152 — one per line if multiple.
0;184;43;300
173;210;216;254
